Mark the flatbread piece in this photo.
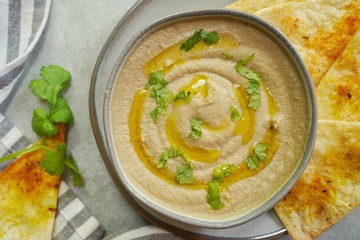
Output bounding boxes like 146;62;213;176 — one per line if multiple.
274;120;360;240
227;0;360;86
316;29;360;121
225;0;304;13
0;125;66;239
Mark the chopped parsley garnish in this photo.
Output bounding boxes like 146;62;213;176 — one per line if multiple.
157;147;194;184
0;65;83;186
207;163;234;210
180;29;220;52
176;163;194;184
145;70;167;89
175;90;191;103
145;71;174;122
235;53;262;110
157;146;183;168
245;143;268;171
202;31;220;46
188;117;203;140
230;106;241;121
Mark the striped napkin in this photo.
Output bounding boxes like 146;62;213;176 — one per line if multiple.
104;225;183;240
0;0;51;102
0;0;105;239
0;113;105;239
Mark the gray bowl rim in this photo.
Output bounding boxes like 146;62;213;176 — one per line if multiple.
103;8;318;229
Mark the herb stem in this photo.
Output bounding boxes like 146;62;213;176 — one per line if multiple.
0;144;49;163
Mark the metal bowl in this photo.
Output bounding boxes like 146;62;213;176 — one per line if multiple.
101;9;317;230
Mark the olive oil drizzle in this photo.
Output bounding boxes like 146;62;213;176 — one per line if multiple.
166;74;222;164
233;86;255;144
145;35;238;74
165;113;222;164
128;90;177;184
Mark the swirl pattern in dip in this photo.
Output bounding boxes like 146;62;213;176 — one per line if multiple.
110;16;311;221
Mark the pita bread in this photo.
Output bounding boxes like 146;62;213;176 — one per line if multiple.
0;125;66;239
227;0;360;86
316;29;360;121
225;0;304;13
274;120;360;240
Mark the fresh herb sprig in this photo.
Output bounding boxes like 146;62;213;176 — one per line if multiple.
145;71;174;122
230;106;241;121
188;117;203;140
207;163;234;210
175;90;191;103
235;53;262;110
157;146;194;184
245;143;268;171
180;29;220;52
176;163;194;184
0;65;83;186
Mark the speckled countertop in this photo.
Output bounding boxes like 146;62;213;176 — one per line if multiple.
1;1;358;239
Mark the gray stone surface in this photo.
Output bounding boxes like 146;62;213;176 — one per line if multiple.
1;0;358;239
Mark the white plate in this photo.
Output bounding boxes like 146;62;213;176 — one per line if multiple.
90;0;287;239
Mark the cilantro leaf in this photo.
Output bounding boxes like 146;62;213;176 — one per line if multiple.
150;87;174;121
40;143;66;175
157;147;185;168
254;143;268;160
230;106;241;121
65;155;84;186
145;71;174;122
180;29;203;51
245;143;268;171
157;147;194;185
150;109;159;122
203;31;220;46
40;65;71;90
212;163;234;183
235;54;262;110
30;65;71;107
29;79;57;107
207;163;234;210
246;155;259;171
198;29;206;39
145;71;167;89
32;108;59;137
207;181;223;210
247;88;261;109
49;96;73;125
176;163;194;184
175;90;191;103
180;29;220;52
236;65;261;81
238;53;255;66
188;117;203;140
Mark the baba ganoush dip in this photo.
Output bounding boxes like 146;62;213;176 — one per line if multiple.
110;16;310;221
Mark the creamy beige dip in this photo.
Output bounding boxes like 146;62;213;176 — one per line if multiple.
110;16;310;221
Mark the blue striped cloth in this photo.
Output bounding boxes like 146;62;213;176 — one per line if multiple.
0;0;105;239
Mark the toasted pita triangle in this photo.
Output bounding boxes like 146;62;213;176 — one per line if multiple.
227;0;360;86
0;125;66;239
226;0;305;13
274;120;360;240
316;29;360;121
